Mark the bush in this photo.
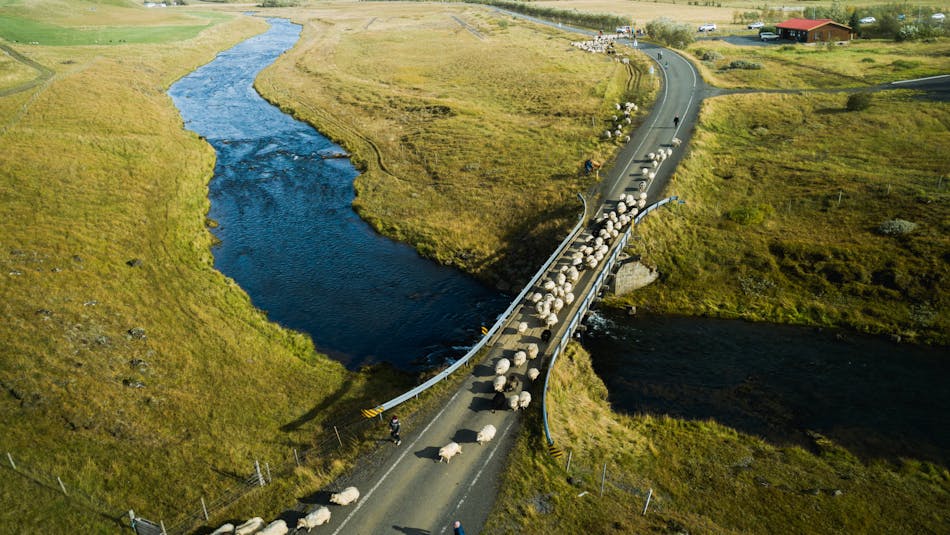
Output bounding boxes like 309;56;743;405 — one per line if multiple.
846;92;872;111
877;219;917;236
726;59;763;70
645;17;696;48
700;50;723;61
725;204;773;225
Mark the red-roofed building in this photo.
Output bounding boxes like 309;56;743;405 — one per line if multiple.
775;18;853;43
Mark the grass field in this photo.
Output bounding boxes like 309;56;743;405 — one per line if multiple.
610;90;949;343
486;343;950;533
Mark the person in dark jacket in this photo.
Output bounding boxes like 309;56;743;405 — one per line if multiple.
389;415;401;445
453;520;465;535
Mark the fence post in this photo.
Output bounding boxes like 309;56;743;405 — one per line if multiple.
6;452;14;470
642;488;653;515
255;460;264;487
57;476;67;495
600;463;607;496
161;519;168;535
128;510;135;527
201;496;209;521
565;450;573;473
265;462;272;484
334;426;344;449
293;448;300;467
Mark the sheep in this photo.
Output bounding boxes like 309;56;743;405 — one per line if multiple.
296;507;331;533
517;321;528;334
647;152;655;161
505;374;522;393
666;147;674;157
513;350;527;367
542;279;556;291
552;298;564;312
565;292;575;305
235;518;265;535
210;524;235;535
518;391;532;409
638;199;646;208
438;442;462;463
529;292;542;303
495;357;511;375
258;520;288;535
477;424;497;444
527;367;540;381
614;103;621;110
507;394;520;410
493;375;507;392
671;137;681;147
526;342;539;359
545;313;559;327
614;129;622;137
329;486;360;506
604;130;612;139
492;390;507;413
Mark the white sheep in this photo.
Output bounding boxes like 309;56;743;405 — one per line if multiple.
235;518;265;535
604;130;612;139
553;298;564;312
517;321;528;334
542;279;556;291
477;424;497;444
439;442;462;463
258;519;288;535
518;391;532;409
210;524;235;535
513;350;527;367
494;357;511;375
545;313;559;327
666;147;673;157
639;192;647;200
329;486;360;506
526;343;539;359
493;375;507;392
529;292;542;303
638;199;646;208
671;137;681;147
565;292;575;305
297;507;331;532
507;394;520;410
527;368;540;381
555;272;566;286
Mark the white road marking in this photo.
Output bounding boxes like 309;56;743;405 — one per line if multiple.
330;388;464;535
892;74;949;85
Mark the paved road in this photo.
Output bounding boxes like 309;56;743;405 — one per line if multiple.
297;26;706;535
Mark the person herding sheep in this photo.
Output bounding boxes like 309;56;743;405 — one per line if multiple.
389;415;401;446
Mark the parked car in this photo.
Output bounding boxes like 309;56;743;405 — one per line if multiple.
748;21;765;29
859;16;877;24
698;23;717;32
759;31;780;41
933;13;946;22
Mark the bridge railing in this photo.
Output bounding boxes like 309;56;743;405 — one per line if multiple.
361;193;589;418
541;196;678;446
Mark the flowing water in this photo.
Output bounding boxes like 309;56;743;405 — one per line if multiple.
168;18;506;370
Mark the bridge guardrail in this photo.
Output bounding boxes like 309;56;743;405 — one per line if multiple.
541;196;679;446
361;193;589;418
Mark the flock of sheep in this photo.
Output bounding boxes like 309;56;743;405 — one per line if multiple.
569;33;619;54
206;486;359;534
604;101;640;143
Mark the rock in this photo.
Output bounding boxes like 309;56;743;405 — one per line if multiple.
127;327;146;340
35;309;52;317
832;489;843;497
126;258;143;267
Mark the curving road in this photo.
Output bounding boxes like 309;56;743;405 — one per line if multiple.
290;25;706;535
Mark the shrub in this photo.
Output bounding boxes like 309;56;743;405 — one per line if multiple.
726;59;763;70
645;17;696;48
701;50;723;61
846;92;872;111
877;219;917;236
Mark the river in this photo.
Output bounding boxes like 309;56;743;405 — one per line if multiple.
168;18;507;370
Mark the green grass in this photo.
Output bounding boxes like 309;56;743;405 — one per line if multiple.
609;90;949;343
0;13;229;45
486;343;950;534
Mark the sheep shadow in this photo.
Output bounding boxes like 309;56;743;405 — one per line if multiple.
414;446;441;462
468;394;496;413
297;489;333;507
468;378;495;395
452;428;479;444
471;363;495;378
392;527;431;534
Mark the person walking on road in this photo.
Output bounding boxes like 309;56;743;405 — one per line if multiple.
389;415;401;445
673;114;680;128
453;520;466;535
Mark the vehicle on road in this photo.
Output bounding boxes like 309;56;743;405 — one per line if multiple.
616;25;631;34
748;21;765;29
859;16;877;24
698;23;716;32
933;13;945;21
759;31;780;41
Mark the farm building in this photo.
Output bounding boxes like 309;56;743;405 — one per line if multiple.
775;18;853;43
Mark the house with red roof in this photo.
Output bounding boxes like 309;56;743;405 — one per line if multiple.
775;18;853;43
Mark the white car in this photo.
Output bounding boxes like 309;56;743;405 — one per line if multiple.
698;23;717;32
759;32;780;41
859;16;877;24
748;22;765;29
932;13;946;21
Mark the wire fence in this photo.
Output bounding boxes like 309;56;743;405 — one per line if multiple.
557;448;666;516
